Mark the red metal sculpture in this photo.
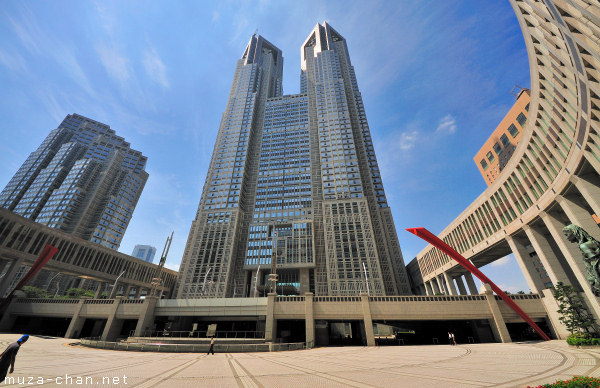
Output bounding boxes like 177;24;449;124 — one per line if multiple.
11;244;59;295
406;227;551;341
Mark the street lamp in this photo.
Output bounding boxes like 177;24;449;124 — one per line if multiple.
109;271;126;299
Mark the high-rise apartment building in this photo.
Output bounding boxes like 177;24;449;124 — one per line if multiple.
474;89;530;185
178;23;411;298
0;113;148;250
132;245;157;263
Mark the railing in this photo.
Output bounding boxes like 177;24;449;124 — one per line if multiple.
133;330;266;339
369;295;487;302
313;296;361;302
495;294;540;301
80;338;311;353
120;299;145;304
84;299;115;305
275;296;305;302
15;298;80;304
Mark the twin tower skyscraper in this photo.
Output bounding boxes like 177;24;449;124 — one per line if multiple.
178;23;411;298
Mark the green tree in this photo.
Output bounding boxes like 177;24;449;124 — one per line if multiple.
21;286;49;298
553;282;597;335
64;288;95;299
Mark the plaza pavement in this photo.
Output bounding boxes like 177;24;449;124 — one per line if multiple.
1;334;599;387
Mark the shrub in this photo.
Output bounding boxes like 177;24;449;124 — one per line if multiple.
527;376;600;387
566;333;600;346
21;286;49;298
64;288;95;299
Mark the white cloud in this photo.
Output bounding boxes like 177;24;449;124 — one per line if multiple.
436;114;457;134
212;11;220;23
399;130;419;150
497;283;524;294
0;48;27;73
490;255;511;267
143;47;170;88
164;263;180;271
8;15;42;55
96;43;131;83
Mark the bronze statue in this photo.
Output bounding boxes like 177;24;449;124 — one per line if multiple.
562;224;600;296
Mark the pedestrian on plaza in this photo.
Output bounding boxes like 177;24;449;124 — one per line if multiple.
0;335;28;382
207;336;215;355
451;332;456;346
448;332;454;345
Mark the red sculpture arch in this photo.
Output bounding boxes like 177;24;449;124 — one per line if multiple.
407;227;550;341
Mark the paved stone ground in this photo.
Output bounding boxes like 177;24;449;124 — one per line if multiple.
1;335;599;387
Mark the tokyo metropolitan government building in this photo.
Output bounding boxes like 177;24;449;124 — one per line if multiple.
177;23;411;298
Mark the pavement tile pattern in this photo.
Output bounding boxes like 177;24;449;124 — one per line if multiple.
1;335;599;387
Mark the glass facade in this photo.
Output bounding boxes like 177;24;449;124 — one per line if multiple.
0;114;148;250
178;24;411;298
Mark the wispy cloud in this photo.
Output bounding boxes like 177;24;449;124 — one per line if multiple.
96;43;131;83
399;130;419;150
436;114;457;134
0;48;27;73
490;255;511;267
212;11;220;23
8;14;42;55
143;47;169;88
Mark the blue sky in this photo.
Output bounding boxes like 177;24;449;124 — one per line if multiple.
0;1;532;293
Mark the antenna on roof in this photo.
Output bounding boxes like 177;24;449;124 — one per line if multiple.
254;28;258;36
510;85;529;99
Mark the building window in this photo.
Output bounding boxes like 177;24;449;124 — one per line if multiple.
480;159;488;170
500;134;510;147
525;103;529;112
517;113;527;126
486;151;495;163
493;142;502;155
508;124;519;138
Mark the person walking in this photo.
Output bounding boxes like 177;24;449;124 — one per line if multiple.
451;332;456;346
0;335;28;382
207;336;215;355
448;332;453;345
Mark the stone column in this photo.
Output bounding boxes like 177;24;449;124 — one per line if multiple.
65;299;86;338
94;283;104;299
0;259;24;297
571;175;600;218
299;268;310;294
425;281;433;296
431;278;441;294
134;287;142;299
0;297;18;331
124;285;133;299
558;195;600;241
506;236;544;294
540;288;570;339
133;297;158;337
541;211;600;319
481;283;511;343
523;225;573;286
101;299;123;341
464;272;479;295
304;292;314;348
265;293;276;342
443;272;458;295
360;293;375;346
437;275;448;295
455;275;468;295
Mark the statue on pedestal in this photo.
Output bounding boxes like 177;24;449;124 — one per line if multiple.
563;224;600;296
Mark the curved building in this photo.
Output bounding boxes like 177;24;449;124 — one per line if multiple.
412;0;600;328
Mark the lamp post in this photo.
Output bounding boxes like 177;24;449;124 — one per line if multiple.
109;271;126;299
269;231;278;294
362;262;370;296
45;272;61;291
